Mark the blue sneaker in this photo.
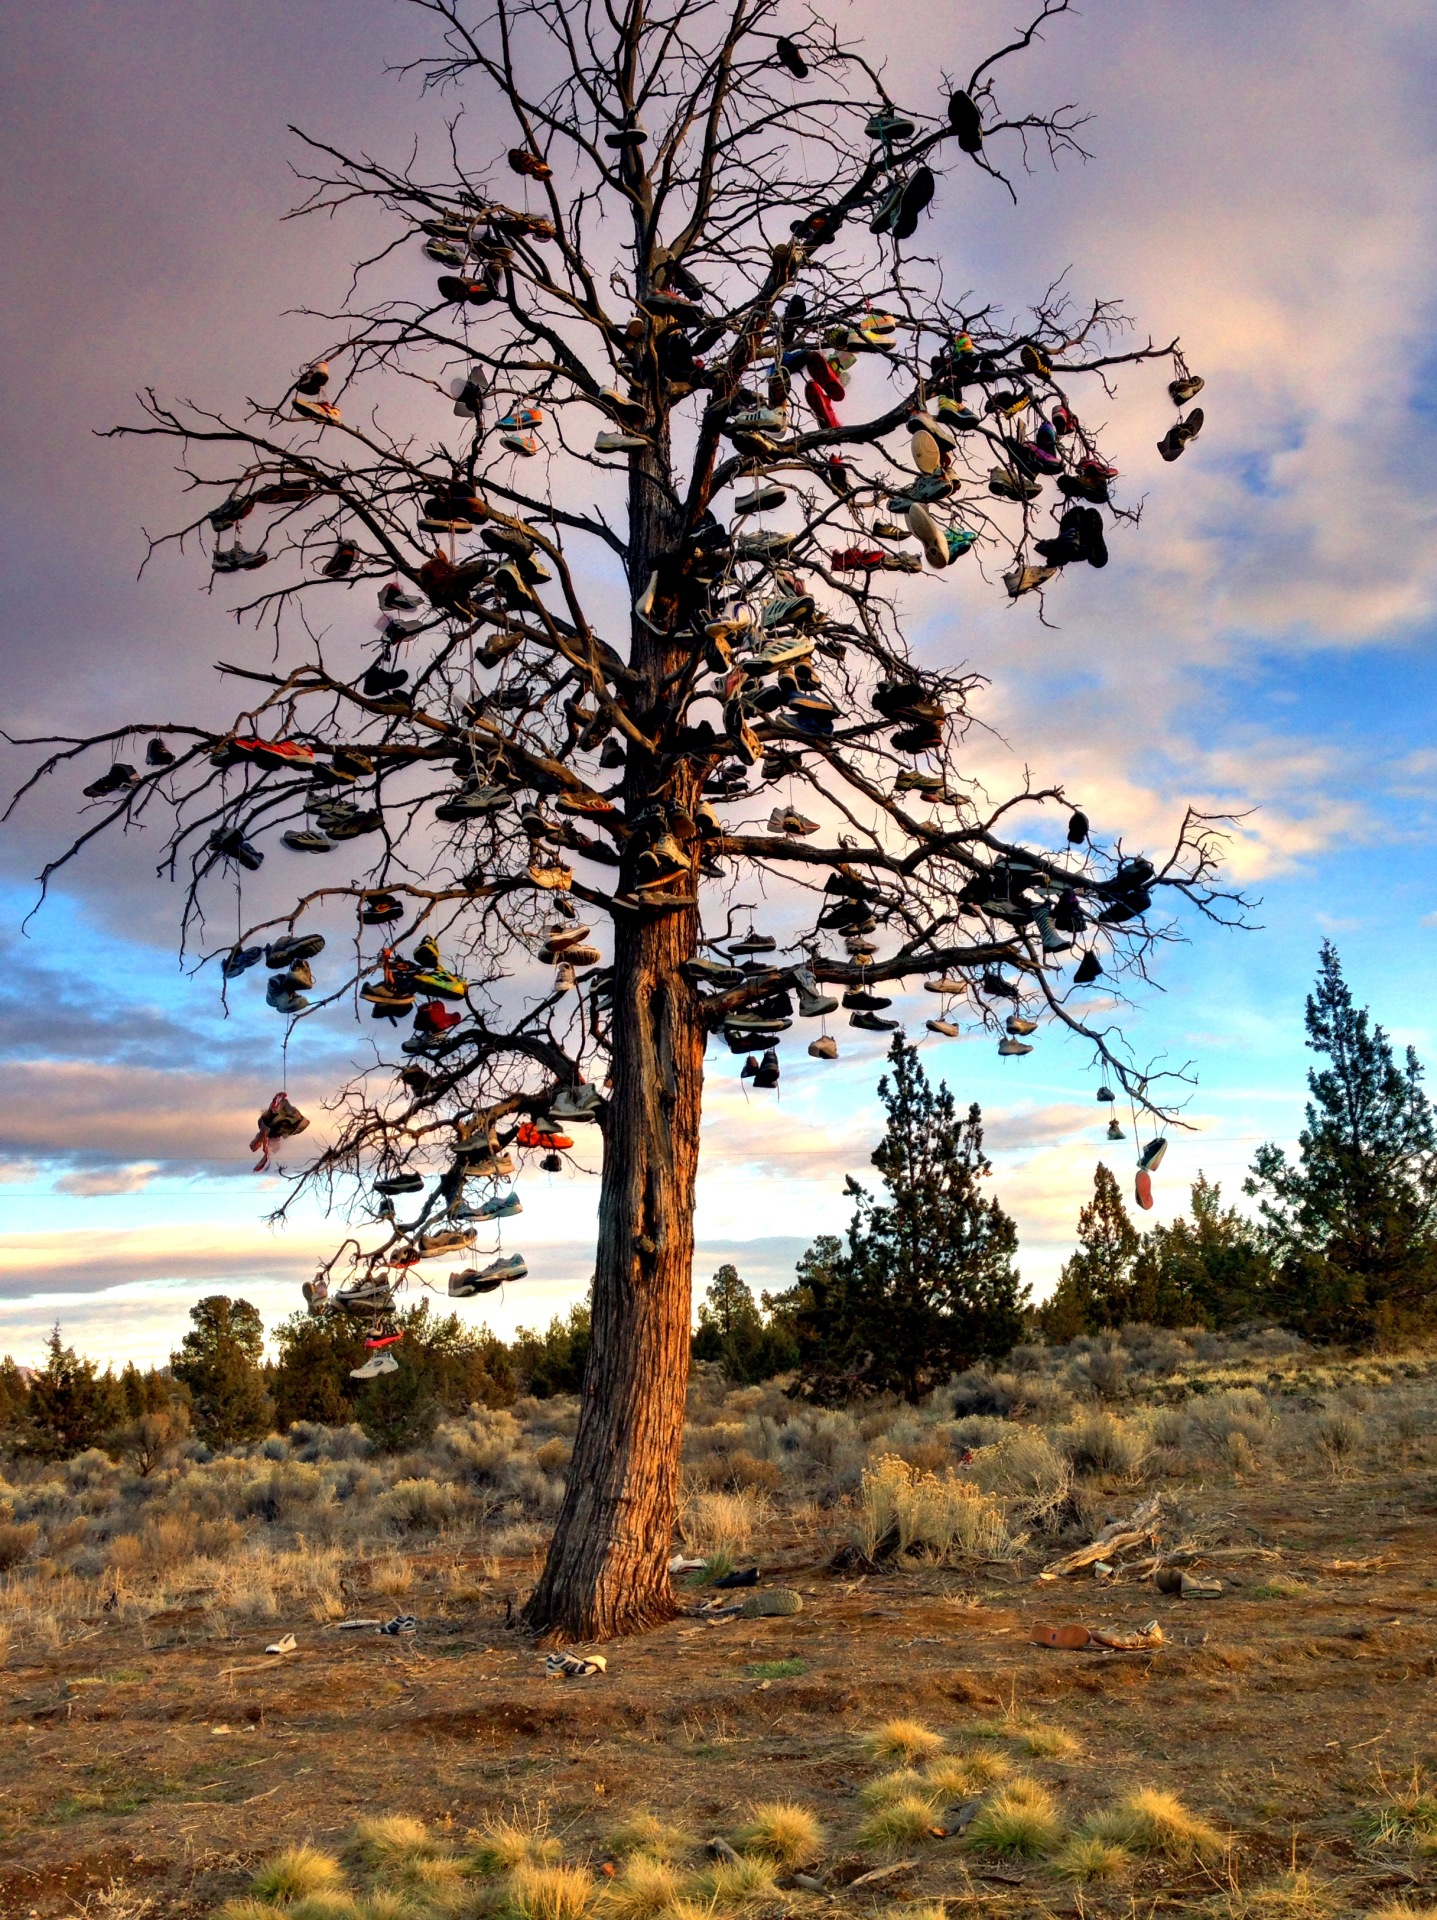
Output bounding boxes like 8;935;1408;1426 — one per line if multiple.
475;1191;523;1221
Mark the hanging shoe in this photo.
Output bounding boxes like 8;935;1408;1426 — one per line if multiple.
947;89;983;151
997;1036;1033;1057
1032;906;1073;955
595;427;648;453
350;1351;400;1379
850;1010;900;1033
1097;1084;1116;1103
808;1034;838;1060
1006;1015;1038;1036
752;1049;781;1089
924;975;966;996
1073;951;1103;985
1106;1117;1125;1141
1134;1169;1154;1210
926;1019;959;1038
282;830;333;854
222;945;264;979
1169;373;1205;405
1005;563;1058;598
1138;1137;1168;1173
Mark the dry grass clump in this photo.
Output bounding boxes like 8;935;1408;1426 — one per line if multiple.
249;1847;349;1902
1051;1836;1131;1882
508;1864;594;1920
1084;1789;1224;1863
1014;1719;1082;1760
923;1749;1013;1799
680;1489;760;1560
347;1817;448;1869
472;1812;565;1874
963;1780;1063;1858
606;1813;697;1863
856;1795;940;1851
599;1856;684;1920
1362;1773;1437;1854
860;1769;939;1810
1370;1907;1437;1920
861;1718;946;1765
1225;1870;1338;1920
690;1855;776;1905
732;1802;824;1866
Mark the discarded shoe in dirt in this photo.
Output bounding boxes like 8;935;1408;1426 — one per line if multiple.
1031;1622;1091;1650
669;1554;706;1575
545;1650;607;1677
379;1614;417;1636
740;1589;802;1618
265;1633;298;1655
1091;1620;1163;1650
1155;1568;1223;1598
712;1566;760;1589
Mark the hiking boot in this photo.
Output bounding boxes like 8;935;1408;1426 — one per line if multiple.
850;1010;900;1032
752;1049;781;1089
808;1034;838;1060
988;466;1042;503
266;979;309;1014
926;1019;959;1037
351;1351;400;1379
282;829;332;853
997;1036;1033;1056
793;969;838;1018
1106;1117;1125;1140
222;946;264;979
1006;1015;1038;1036
1073;950;1103;985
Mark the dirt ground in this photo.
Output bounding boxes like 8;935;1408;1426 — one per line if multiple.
3;1467;1435;1920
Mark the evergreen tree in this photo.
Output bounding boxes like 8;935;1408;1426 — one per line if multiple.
1139;1174;1273;1329
510;1304;592;1399
1246;943;1437;1342
0;1356;31;1447
19;1327;121;1460
170;1297;271;1449
692;1264;797;1384
786;1040;1027;1402
1039;1164;1143;1339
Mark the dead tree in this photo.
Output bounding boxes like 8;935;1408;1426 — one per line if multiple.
6;0;1243;1639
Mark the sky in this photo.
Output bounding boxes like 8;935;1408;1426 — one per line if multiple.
1;0;1435;1369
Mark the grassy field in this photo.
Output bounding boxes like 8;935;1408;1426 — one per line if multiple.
2;1328;1436;1919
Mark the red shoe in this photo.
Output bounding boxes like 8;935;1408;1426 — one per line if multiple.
254;739;316;771
1134;1169;1154;1210
414;1001;462;1035
517;1120;574;1151
804;352;845;401
805;380;840;431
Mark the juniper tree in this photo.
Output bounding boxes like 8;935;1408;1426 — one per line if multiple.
1246;943;1437;1342
786;1038;1026;1400
7;0;1240;1634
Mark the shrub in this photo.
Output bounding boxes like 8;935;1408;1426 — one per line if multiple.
923;1750;1013;1798
1052;1836;1131;1882
1062;1413;1146;1478
374;1477;461;1533
680;1488;759;1559
0;1521;39;1571
472;1814;563;1874
860;1770;939;1810
606;1813;696;1863
598;1855;683;1919
853;1455;1017;1564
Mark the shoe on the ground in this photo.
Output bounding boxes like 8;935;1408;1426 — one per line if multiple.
997;1036;1033;1056
926;1018;959;1037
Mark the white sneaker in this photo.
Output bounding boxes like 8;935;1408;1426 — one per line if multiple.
595;428;648;452
735;481;787;514
924;975;967;995
350;1351;400;1379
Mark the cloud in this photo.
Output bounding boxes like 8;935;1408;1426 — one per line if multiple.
55;1163;162;1198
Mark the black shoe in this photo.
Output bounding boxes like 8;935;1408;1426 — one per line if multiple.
752;1049;780;1089
775;35;808;76
146;738;176;768
1066;809;1089;844
322;540;359;577
948;89;983;152
712;1565;760;1588
363;663;409;697
891;166;935;240
1073;951;1102;985
982;971;1019;1001
222;946;264;979
1077;507;1109;568
842;990;892;1011
83;763;138;799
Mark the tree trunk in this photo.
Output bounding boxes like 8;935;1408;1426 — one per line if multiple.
522;899;704;1639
